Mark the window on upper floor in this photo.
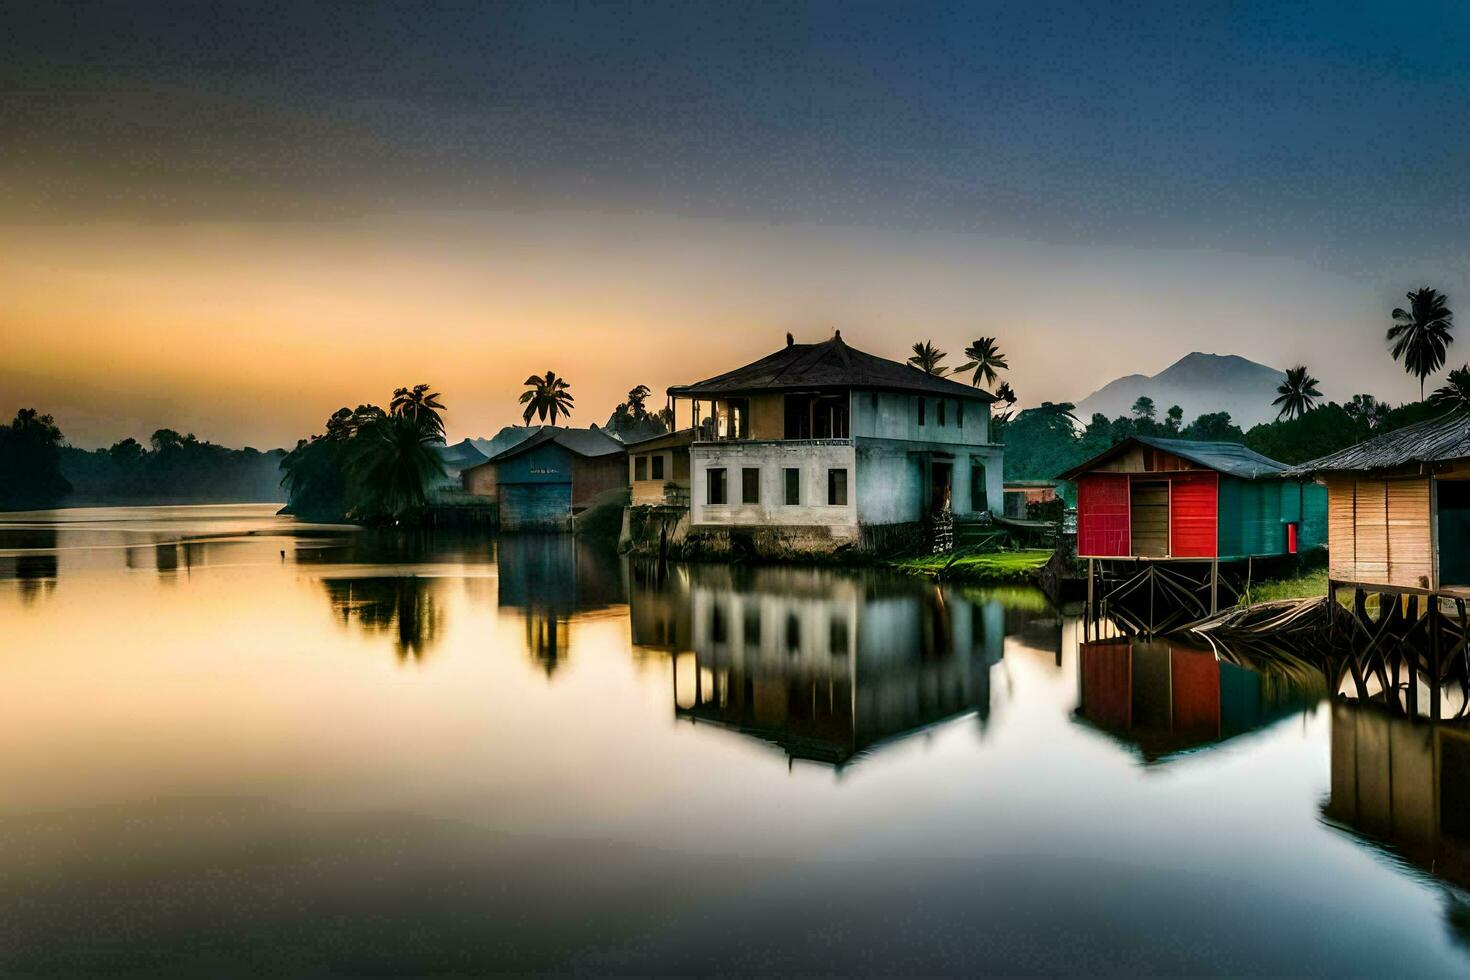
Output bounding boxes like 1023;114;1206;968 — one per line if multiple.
784;393;849;439
938;400;947;426
917;398;926;426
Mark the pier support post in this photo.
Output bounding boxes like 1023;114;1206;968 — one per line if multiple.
1430;598;1442;722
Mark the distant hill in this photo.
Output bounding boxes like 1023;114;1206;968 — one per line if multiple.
1075;352;1289;429
468;426;542;460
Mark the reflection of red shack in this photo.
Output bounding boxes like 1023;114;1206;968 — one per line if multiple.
1076;639;1313;762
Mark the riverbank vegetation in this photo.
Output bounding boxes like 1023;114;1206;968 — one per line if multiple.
0;409;72;509
891;547;1051;584
280;386;447;524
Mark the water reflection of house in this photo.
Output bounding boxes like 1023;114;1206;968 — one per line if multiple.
1074;639;1319;763
672;567;1004;766
1324;704;1470;891
0;527;59;603
496;534;627;675
628;561;692;656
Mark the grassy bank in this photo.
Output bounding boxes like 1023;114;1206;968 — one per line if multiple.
891;547;1052;584
1246;567;1329;602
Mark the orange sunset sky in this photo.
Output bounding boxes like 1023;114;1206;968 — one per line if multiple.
5;3;1468;449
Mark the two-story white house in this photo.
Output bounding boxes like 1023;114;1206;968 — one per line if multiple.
665;331;1003;550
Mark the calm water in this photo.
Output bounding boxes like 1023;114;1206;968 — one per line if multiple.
3;504;1470;974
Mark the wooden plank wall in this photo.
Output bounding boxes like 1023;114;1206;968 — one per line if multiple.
1325;475;1432;589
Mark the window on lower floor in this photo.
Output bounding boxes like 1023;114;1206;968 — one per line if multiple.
828;468;848;506
971;462;988;512
707;468;727;505
743;605;761;645
829;616;849;653
634;456;648;481
784;467;801;505
651;454;665;480
742;467;761;504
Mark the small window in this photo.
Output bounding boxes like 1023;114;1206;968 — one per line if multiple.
707;468;727;505
918;398;926;426
829;616;849;653
743;605;761;645
634;456;648;481
784;468;801;505
828;468;848;506
742;467;761;504
786;613;801;653
957;403;964;428
651;454;665;480
870;393;878;411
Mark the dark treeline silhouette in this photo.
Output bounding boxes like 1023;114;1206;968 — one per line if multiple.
1004;397;1444;482
61;429;287;504
0;409;72;509
280;385;447;524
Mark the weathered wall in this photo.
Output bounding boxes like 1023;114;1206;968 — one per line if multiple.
571;452;629;509
629;448;690;505
691;441;858;529
462;462;498;498
851;389;991;446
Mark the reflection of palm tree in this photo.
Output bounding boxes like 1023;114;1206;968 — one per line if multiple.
390;384;446;439
1272;365;1323;420
1388;288;1454;400
907;341;949;376
520;372;575;425
323;576;442;661
525;609;569;676
955;337;1009;390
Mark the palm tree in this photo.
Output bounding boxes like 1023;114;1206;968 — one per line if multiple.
520;372;574;425
907;341;950;376
345;413;446;522
955;337;1008;390
1388;288;1454;400
390;384;446;439
625;384;652;417
1344;393;1389;431
1271;365;1323;420
1430;365;1470;410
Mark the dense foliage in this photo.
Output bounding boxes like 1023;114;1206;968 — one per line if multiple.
0;409;72;509
1001;396;1445;486
60;429;286;503
281;393;447;524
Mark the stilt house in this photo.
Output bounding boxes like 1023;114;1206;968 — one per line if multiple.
1285;410;1470;594
1059;436;1326;560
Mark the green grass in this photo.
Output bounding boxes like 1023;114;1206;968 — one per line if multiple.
1246;567;1329;602
890;548;1052;584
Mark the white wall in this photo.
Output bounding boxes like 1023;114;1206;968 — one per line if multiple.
851;389;991;445
691;442;857;528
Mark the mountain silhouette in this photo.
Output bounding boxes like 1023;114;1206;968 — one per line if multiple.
1076;352;1292;429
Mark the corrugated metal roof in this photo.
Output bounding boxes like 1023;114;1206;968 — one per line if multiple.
624;428;696;453
667;333;997;401
1284;410;1470;475
480;426;625;465
1058;436;1290;481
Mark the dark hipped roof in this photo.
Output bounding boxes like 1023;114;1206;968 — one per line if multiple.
625;428;696;453
667;333;997;402
473;426;625;467
1057;436;1289;481
1284;410;1470;475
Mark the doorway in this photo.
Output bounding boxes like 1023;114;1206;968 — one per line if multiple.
931;461;953;516
1439;480;1470;587
1130;480;1170;557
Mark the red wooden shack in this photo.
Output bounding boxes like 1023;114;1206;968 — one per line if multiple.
1058;436;1326;561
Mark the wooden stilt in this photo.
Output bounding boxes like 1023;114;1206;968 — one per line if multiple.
1431;600;1442;722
